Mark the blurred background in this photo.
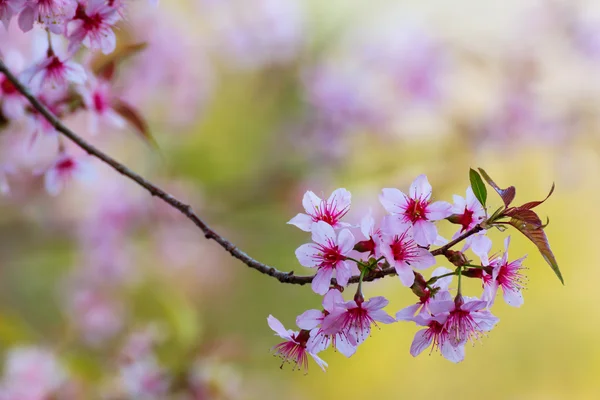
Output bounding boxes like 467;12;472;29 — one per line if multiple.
0;0;599;398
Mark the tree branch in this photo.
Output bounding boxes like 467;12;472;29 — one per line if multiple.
0;59;483;287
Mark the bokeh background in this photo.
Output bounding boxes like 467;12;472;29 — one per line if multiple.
1;0;599;398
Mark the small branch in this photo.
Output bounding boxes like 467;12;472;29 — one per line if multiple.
0;59;484;287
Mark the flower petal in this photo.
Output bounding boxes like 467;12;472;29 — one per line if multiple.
287;213;314;232
311;267;333;295
295;243;320;268
502;288;524;307
396;303;422;321
412;220;437;247
311;221;336;246
426;201;453;220
296;309;324;330
335;261;352;287
441;341;465;363
267;315;292;339
410;329;432;357
380;188;408;214
302;190;322;216
409;174;432;200
337;229;355;255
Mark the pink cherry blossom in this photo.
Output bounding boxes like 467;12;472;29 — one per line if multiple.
267;315;327;372
67;0;120;54
18;0;77;33
0;347;66;399
380;174;452;246
296;289;358;357
396;267;453;320
321;295;395;345
377;216;436;287
288;188;352;231
451;186;486;234
431;295;499;347
0;0;24;29
22;48;86;91
43;153;93;196
0;50;28;120
483;237;527;307
353;210;381;256
295;220;355;295
408;312;465;363
79;76;125;134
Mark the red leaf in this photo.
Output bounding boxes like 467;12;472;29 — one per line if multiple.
111;100;157;147
92;42;148;81
508;218;563;284
477;168;516;208
506;208;543;229
520;183;555;210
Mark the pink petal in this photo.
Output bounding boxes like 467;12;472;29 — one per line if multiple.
287;213;314;232
396;303;421;321
379;188;408;214
44;169;62;196
296;309;324;330
311;220;337;246
364;296;389;311
311;267;333;295
473;310;499;331
337;229;355;255
451;194;467;213
302;190;321;216
308;352;328;372
360;211;375;238
335;261;352;287
412;220;437;246
334;333;357;358
441;341;465;363
295;243;320;268
428;300;454;315
502;288;524;307
409;174;432;200
395;263;415;287
369;309;396;324
431;267;453;290
410;329;432;357
426;201;452;220
410;248;436;270
461;299;488;312
267;315;292;339
307;330;330;353
17;6;34;32
322;289;344;312
327;188;351;212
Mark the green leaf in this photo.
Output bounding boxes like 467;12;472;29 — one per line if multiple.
509;213;563;284
478;168;516;208
469;168;487;208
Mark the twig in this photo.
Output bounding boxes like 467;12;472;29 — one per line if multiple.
0;59;483;286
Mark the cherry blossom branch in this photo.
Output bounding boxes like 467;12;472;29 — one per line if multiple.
0;59;484;287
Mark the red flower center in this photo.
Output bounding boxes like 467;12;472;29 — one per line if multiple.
404;197;428;223
0;77;17;95
458;207;474;232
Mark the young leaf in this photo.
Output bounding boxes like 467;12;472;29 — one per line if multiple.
469;168;487;207
519;183;555;210
111;99;157;148
505;208;543;229
478;168;516;208
508;216;563;284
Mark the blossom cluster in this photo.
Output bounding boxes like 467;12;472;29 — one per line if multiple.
0;0;160;197
267;171;556;372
